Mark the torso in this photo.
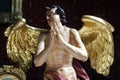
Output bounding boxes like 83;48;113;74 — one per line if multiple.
45;27;77;80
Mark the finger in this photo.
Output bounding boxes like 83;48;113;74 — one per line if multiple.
53;31;57;35
54;28;59;35
50;29;55;34
51;26;54;30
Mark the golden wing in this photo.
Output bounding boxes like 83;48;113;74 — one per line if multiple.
4;18;49;70
79;15;114;76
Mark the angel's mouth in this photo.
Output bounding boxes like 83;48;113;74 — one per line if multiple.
46;16;51;20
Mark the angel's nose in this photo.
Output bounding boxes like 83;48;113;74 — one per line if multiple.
46;16;50;19
46;15;51;19
48;14;51;17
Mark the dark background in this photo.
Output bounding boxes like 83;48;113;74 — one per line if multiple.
0;0;120;80
0;0;11;12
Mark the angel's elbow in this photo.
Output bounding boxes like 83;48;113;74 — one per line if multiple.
76;53;88;62
34;60;39;67
34;59;42;67
82;55;88;62
82;53;88;62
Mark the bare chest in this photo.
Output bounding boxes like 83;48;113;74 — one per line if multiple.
46;49;72;68
52;30;70;51
59;30;70;43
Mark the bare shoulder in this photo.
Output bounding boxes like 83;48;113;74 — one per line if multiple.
69;28;82;47
38;31;49;41
63;26;77;33
40;30;49;36
70;28;79;35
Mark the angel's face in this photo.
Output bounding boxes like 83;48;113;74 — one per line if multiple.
46;7;61;26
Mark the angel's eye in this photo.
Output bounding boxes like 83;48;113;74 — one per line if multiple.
47;14;51;17
53;13;56;15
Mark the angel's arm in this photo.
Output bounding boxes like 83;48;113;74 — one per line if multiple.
34;32;54;67
57;29;88;62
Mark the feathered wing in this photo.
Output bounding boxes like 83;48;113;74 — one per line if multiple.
79;15;114;76
4;18;49;70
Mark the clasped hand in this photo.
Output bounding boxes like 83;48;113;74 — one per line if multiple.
49;26;65;47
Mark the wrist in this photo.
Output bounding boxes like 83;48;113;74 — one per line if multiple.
46;45;53;52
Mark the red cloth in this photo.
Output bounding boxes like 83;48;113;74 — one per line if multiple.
73;59;90;80
44;71;68;80
43;59;90;80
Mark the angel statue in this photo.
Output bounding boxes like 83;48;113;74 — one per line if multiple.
4;5;114;80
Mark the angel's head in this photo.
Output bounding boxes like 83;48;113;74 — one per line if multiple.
46;5;67;26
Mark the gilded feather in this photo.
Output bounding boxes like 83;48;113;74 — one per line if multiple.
4;18;49;70
79;15;114;76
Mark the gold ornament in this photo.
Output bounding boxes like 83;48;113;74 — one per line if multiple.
0;65;26;80
4;18;48;70
79;15;114;76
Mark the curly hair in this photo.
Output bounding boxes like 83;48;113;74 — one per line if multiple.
46;5;67;25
